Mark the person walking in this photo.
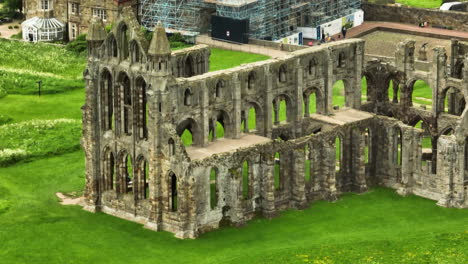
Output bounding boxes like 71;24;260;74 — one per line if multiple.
341;26;348;39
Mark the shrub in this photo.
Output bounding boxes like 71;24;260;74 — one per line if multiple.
0;119;82;166
0;114;12;126
66;34;87;54
169;33;185;43
10;30;21;39
13;25;18;29
0;88;7;99
8;25;12;29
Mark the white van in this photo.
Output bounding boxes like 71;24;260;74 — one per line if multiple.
440;2;466;11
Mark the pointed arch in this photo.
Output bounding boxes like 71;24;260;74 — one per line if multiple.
184;88;192;106
272;94;293;125
102;147;115;192
136;76;147;140
118;72;132;135
107;33;118;57
242;160;252;199
303;87;324;115
440;87;465;116
100;68;114;130
338;52;346;68
279;64;287;83
241;101;263;133
169;172;178;212
247;71;256;90
185;55;194;77
274;152;281;190
210;167;219;209
130;40;141;63
136;155;149;200
118;22;129;60
176;118;202;147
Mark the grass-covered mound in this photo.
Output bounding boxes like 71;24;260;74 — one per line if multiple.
0;152;466;264
0;119;81;166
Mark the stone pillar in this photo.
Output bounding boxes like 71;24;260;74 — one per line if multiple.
436;137;457;207
431;47;447;116
260;154;276;218
200;81;209;147
294;58;304;137
291;148;308;209
82;68;102;212
325;48;334;115
232;73;242;139
353;42;364;109
265;66;274;137
352;129;368;193
325;141;338;201
398;129;415;196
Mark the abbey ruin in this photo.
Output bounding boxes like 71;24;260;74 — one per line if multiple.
82;8;468;239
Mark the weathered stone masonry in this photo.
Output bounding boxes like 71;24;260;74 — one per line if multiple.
82;8;468;239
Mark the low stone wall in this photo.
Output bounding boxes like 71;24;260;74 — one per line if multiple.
248;39;306;52
362;2;468;32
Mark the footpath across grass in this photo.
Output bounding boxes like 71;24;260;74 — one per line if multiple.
0;151;467;264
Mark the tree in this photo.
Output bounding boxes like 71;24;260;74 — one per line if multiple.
3;0;22;12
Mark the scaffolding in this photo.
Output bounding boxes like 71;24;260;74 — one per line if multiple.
139;0;362;40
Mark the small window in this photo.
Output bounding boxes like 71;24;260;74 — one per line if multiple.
70;3;80;14
279;65;287;83
215;80;224;98
184;88;192;106
339;52;346;68
41;0;51;10
71;24;77;40
93;8;107;21
168;138;175;156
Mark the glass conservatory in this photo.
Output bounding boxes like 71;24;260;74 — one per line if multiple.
21;17;65;42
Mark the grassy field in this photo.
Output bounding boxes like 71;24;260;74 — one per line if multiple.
368;0;443;8
0;152;467;264
396;0;443;9
1;39;460;264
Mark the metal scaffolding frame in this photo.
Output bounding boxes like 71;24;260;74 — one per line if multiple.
139;0;362;40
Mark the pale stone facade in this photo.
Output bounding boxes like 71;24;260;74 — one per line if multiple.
82;7;468;239
22;0;138;40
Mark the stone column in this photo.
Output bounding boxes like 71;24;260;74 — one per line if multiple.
82;69;102;212
264;65;274;137
291;148;308;209
232;73;242;139
325;48;334;115
294;58;304;137
325;141;338;201
260;154;277;218
200;81;209;147
436;137;457;207
352;129;368;193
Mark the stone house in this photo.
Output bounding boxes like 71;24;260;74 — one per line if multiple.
22;0;137;41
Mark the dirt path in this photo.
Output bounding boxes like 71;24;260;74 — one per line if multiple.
0;19;22;39
56;192;84;206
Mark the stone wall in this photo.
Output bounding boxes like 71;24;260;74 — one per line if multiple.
362;2;468;32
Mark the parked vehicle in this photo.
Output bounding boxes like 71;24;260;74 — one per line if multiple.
440;2;466;12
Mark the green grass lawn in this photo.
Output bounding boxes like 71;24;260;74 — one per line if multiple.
396;0;443;9
1;39;464;264
0;152;467;264
209;48;271;72
369;0;443;8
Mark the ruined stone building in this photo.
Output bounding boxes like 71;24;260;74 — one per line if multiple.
82;7;468;238
22;0;137;41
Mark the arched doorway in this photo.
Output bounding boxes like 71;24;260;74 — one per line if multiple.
409;79;431;108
